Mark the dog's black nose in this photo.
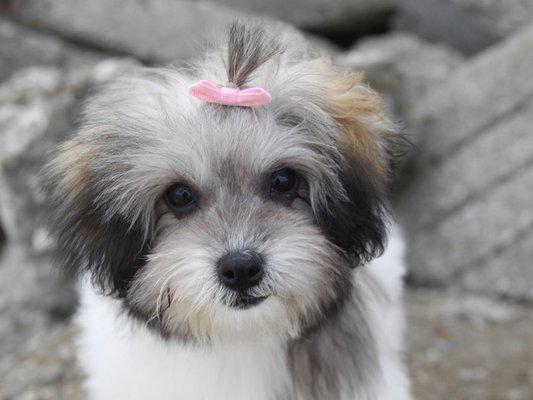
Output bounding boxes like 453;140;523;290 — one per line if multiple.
217;251;264;290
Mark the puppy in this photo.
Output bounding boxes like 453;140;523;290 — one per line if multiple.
46;24;411;400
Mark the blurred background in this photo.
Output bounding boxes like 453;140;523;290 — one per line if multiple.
0;0;532;399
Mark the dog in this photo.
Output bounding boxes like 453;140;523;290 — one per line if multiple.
46;23;411;400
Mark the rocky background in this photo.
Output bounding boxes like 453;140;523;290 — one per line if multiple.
0;0;532;399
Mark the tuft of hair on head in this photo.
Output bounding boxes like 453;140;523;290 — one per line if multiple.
226;23;283;88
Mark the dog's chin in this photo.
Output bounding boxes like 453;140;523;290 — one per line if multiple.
233;294;268;309
222;293;268;310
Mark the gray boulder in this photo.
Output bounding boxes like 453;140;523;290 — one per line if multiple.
337;33;463;120
8;0;249;62
0;245;75;360
409;24;533;159
404;165;533;286
462;229;533;302
7;0;339;64
0;60;138;250
400;100;533;233
395;0;533;54
0;18;102;82
214;0;395;35
398;24;533;301
7;0;273;63
0;67;73;250
0;322;83;400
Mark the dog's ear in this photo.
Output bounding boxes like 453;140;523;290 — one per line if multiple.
315;67;396;266
46;138;152;298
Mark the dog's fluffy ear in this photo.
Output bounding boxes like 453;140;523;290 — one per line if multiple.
45;138;151;298
315;66;396;266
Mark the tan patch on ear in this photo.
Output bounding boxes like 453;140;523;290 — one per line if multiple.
321;64;392;190
49;138;100;199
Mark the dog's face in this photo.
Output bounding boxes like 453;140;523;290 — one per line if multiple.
47;26;395;344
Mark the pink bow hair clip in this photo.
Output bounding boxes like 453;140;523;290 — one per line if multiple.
189;80;271;107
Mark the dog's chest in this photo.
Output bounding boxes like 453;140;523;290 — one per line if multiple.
78;286;294;400
146;341;292;400
82;327;292;400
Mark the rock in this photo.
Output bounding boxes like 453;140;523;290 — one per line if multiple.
0;323;83;400
7;0;262;63
8;0;247;62
0;245;76;359
0;60;138;250
305;33;342;57
404;164;533;286
400;99;533;232
395;0;533;54
0;220;5;247
214;0;395;39
0;67;71;249
0;18;103;82
6;0;339;64
337;33;463;119
409;24;533;160
462;230;533;302
397;25;533;298
406;289;533;399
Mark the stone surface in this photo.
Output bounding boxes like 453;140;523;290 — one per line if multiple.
0;245;76;359
404;164;533;286
407;290;533;400
0;323;84;400
9;0;248;62
462;229;533;302
409;24;533;161
6;0;338;65
0;18;102;82
213;0;395;37
0;60;138;249
395;0;533;54
8;0;268;63
396;25;533;297
337;33;463;119
400;99;533;232
0;67;73;248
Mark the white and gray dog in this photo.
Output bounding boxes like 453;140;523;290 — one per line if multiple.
46;24;411;400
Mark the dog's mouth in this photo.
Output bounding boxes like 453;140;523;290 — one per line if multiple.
226;293;268;309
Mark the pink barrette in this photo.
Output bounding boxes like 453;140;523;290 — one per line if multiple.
189;80;271;107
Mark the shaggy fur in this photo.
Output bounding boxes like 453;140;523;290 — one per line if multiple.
46;24;411;399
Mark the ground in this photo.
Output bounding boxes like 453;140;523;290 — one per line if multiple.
406;290;533;400
1;289;532;399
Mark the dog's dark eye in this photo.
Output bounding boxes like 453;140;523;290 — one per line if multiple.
269;168;299;201
165;183;196;211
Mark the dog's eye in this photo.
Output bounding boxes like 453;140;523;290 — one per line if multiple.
165;183;196;211
269;168;299;201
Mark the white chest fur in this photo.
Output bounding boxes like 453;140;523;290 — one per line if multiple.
77;285;292;400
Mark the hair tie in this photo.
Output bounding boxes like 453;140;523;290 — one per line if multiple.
189;80;271;107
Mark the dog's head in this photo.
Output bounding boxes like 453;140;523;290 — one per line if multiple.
47;24;397;343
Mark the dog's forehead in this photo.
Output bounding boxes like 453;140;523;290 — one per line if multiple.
158;106;309;185
83;69;341;197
